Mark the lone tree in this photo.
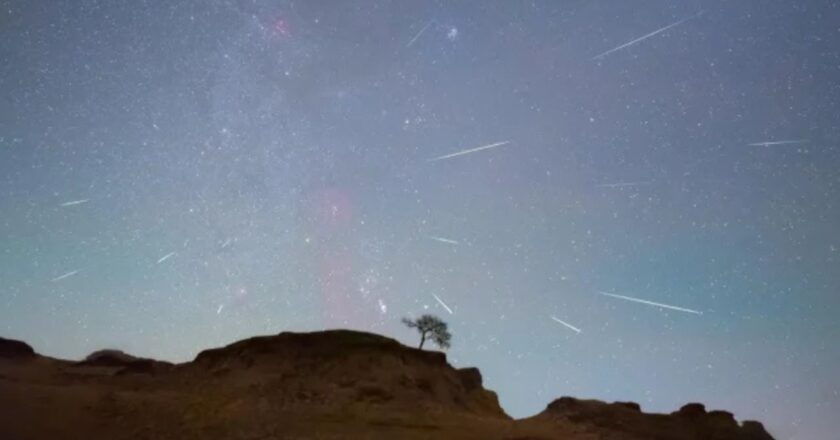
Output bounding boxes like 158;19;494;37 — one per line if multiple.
402;314;451;350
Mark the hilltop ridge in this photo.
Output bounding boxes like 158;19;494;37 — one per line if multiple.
0;330;773;440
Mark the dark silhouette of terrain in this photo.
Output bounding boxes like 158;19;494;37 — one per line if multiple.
0;337;35;358
0;331;773;439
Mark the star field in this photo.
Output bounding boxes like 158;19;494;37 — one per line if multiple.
1;1;839;438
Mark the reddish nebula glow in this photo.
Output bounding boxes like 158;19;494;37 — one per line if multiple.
308;188;354;230
228;286;250;308
302;187;374;327
273;17;291;37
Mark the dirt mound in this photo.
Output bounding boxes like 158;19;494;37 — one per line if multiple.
82;349;142;365
0;331;774;440
74;349;173;375
187;329;506;417
531;397;773;440
0;337;35;359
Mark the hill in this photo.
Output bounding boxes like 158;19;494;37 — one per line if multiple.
0;330;773;439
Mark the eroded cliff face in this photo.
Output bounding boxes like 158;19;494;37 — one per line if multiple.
524;397;773;440
183;329;507;417
0;331;773;440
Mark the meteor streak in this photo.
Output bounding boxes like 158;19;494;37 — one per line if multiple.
429;236;460;245
747;139;809;147
60;199;89;207
595;181;653;188
593;11;703;60
157;252;176;264
429;141;511;162
432;293;454;315
598;291;702;315
407;20;433;47
550;315;582;333
51;270;79;282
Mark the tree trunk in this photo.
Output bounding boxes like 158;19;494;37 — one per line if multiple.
419;331;427;349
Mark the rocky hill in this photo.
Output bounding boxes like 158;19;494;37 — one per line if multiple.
0;330;773;440
526;397;774;440
0;336;35;358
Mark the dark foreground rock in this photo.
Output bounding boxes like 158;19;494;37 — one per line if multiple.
0;330;774;440
529;397;774;440
0;337;35;359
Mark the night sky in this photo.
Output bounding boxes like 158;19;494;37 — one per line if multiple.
2;1;839;438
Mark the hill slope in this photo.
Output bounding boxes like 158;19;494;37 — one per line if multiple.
0;330;773;440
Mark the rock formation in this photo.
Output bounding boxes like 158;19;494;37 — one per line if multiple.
0;330;774;440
